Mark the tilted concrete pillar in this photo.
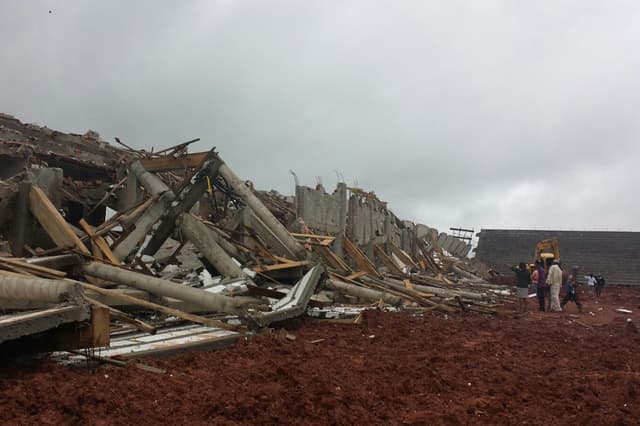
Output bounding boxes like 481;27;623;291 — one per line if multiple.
325;278;402;306
0;275;82;305
78;261;246;315
335;182;347;258
113;160;176;261
217;162;307;260
129;159;172;195
179;213;246;279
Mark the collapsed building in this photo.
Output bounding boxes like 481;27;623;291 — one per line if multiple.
0;114;505;361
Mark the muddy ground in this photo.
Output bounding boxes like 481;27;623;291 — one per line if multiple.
1;287;640;425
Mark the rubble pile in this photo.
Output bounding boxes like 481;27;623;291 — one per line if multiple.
0;114;511;361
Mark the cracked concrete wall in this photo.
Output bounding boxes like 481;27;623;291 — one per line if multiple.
347;194;386;245
295;184;346;235
295;183;347;256
294;183;470;260
438;232;472;258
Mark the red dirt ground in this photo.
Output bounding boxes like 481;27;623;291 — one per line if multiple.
2;287;640;425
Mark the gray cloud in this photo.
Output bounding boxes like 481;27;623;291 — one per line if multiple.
2;0;640;236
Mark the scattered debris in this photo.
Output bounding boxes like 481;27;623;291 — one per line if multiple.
0;115;509;358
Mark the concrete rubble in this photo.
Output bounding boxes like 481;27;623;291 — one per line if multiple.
0;113;510;360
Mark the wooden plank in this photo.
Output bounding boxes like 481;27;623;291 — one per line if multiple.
345;271;367;281
388;242;419;269
245;285;327;308
0;257;66;278
85;296;156;335
374;244;404;275
0;269;31;277
79;219;120;265
139;152;208;172
29;186;90;255
342;238;382;279
252;260;310;273
90;306;111;348
312;246;351;274
290;233;336;241
66;278;241;332
291;234;335;247
404;279;414;290
0;263;37;277
84;225;110;287
319;238;334;247
272;255;296;264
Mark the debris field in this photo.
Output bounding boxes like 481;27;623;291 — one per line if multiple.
2;288;640;425
1;113;639;424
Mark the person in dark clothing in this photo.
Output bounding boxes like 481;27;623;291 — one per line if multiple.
532;260;548;312
512;262;531;313
561;267;583;312
595;275;606;296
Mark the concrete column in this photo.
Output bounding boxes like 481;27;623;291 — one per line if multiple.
384;214;392;244
383;277;487;301
112;191;174;260
129;159;172;196
244;210;297;259
0;275;82;305
325;278;402;306
217;162;307;260
179;213;245;279
118;172;141;212
78;261;246;315
335;183;347;258
9;181;33;256
29;168;63;208
113;160;176;260
207;226;247;263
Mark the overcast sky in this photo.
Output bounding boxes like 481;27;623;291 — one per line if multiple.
2;1;640;235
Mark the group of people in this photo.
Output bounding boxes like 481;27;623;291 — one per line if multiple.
511;260;606;314
584;273;607;296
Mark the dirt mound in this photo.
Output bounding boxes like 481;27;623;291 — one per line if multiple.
2;289;640;425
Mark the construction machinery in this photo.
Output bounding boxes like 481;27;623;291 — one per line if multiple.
534;238;560;270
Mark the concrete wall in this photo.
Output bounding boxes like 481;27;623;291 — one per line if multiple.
475;229;640;286
296;183;471;260
438;232;472;257
347;193;394;246
295;184;346;235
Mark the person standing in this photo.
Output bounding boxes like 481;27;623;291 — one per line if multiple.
584;273;597;295
561;268;583;312
595;275;606;296
512;262;531;314
547;260;563;312
531;263;539;294
532;260;548;312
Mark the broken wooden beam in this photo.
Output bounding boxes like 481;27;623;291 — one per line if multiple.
78;219;119;265
139;152;209;172
252;260;310;273
342;238;382;278
28;185;90;256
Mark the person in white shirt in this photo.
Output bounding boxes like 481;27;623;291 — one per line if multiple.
547;260;563;312
584;273;597;295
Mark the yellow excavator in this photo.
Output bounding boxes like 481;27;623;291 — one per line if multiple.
533;238;560;270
